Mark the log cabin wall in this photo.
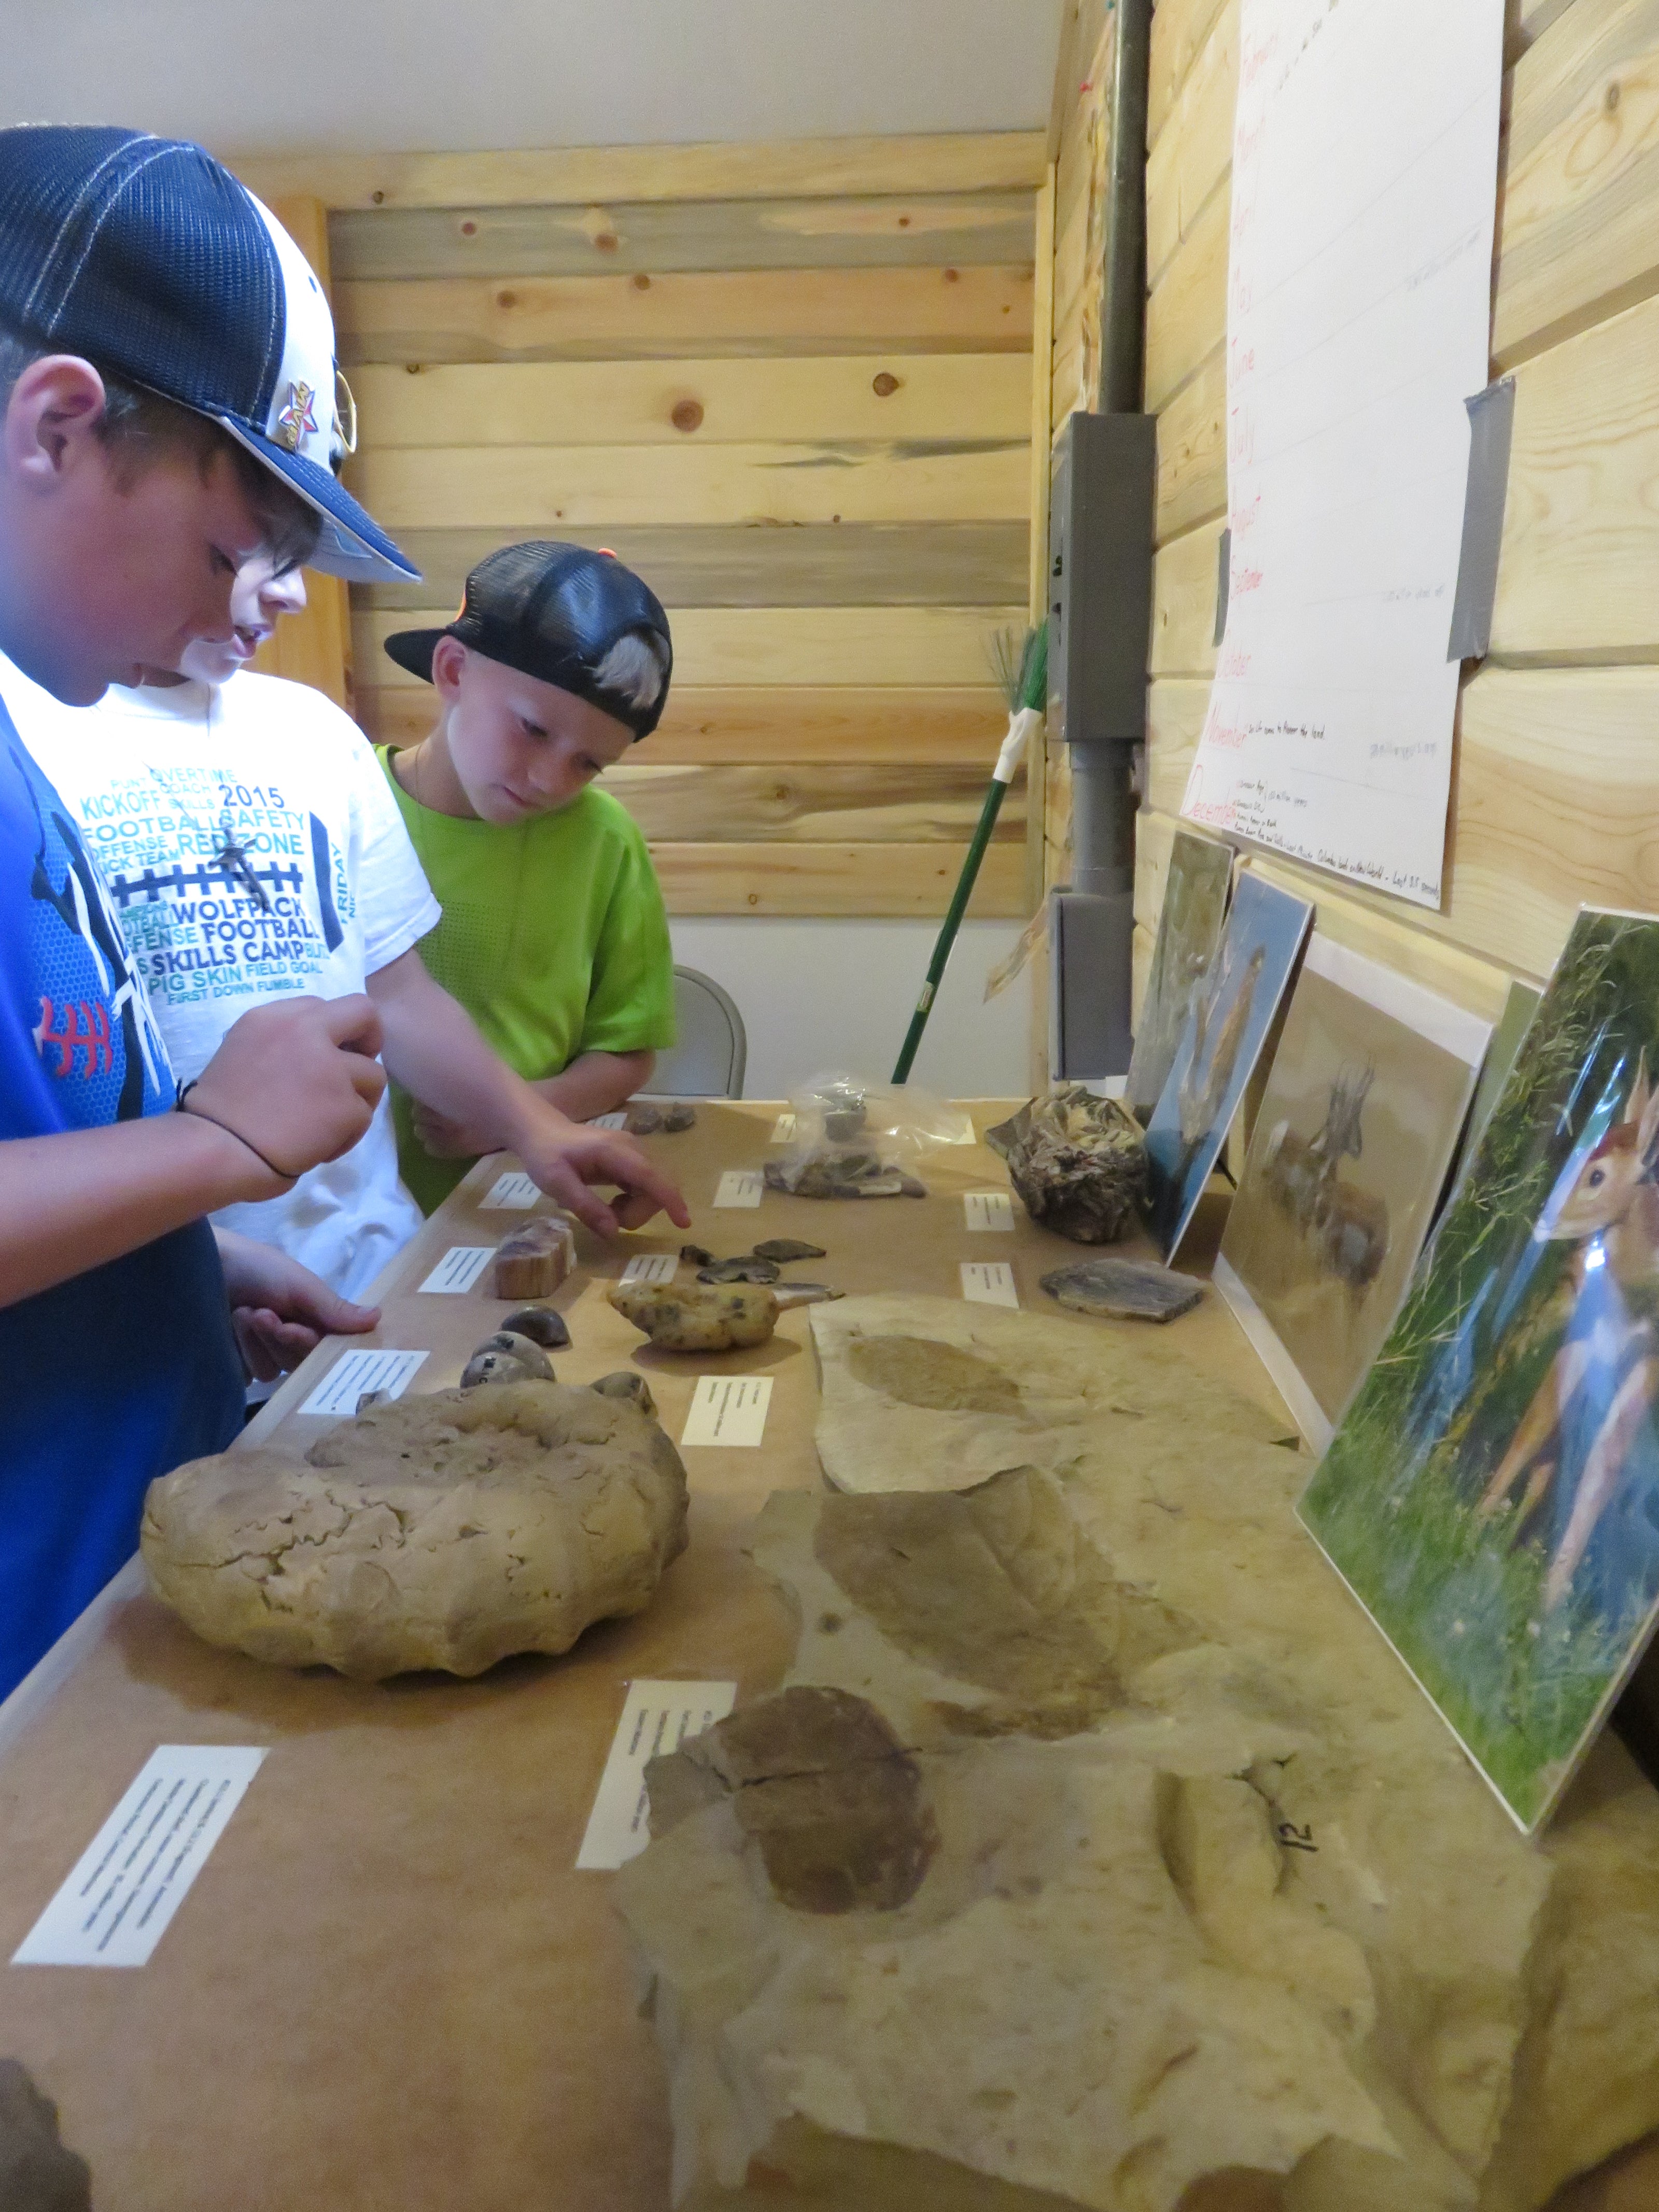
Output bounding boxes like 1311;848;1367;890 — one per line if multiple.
237;136;1047;950
1042;0;1659;1047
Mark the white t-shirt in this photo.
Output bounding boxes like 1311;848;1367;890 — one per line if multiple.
6;661;441;1301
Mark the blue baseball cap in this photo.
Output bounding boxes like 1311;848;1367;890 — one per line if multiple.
0;124;417;585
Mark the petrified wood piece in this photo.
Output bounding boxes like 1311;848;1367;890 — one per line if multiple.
490;1214;577;1300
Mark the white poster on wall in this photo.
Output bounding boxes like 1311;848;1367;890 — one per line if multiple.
1180;0;1505;908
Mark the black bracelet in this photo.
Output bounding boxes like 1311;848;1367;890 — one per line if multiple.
176;1081;300;1184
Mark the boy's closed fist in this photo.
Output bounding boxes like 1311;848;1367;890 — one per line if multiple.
186;996;387;1190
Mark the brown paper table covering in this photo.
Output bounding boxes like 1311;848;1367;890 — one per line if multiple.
0;1101;1649;2209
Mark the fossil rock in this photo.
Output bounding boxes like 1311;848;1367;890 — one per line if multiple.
766;1151;923;1200
501;1304;571;1351
0;2063;91;2212
490;1213;577;1300
624;1103;663;1135
773;1283;843;1311
1041;1257;1203;1323
589;1370;657;1417
608;1279;778;1352
663;1103;697;1133
620;1294;1659;2209
141;1378;688;1680
754;1239;828;1263
698;1257;782;1285
647;1685;937;1914
986;1088;1148;1244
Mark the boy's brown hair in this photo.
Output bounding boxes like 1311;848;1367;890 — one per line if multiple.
0;322;320;571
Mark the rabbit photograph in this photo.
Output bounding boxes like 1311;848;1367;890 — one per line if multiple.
1302;908;1659;1829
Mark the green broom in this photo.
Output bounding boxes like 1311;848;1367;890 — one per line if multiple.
892;623;1048;1084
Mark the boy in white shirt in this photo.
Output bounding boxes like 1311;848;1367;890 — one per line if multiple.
10;553;688;1309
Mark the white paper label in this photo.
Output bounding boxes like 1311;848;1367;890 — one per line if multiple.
575;1680;738;1871
479;1171;540;1210
13;1745;268;1968
714;1170;764;1208
681;1374;774;1447
620;1252;678;1287
417;1245;495;1294
961;1260;1020;1308
770;1112;796;1143
964;1190;1015;1232
300;1347;428;1418
591;1111;628;1131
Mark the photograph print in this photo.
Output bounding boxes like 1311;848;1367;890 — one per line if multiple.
1125;827;1234;1126
1215;935;1489;1449
1300;908;1659;1830
1144;868;1313;1260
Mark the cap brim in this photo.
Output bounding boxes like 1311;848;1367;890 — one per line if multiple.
382;627;445;681
217;420;420;586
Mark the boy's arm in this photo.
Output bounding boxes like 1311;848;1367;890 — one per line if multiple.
366;950;690;1237
414;1050;652;1154
533;1049;655;1123
0;995;386;1308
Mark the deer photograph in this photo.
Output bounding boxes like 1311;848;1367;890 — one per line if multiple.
1219;939;1484;1439
1475;1056;1659;1611
1300;909;1659;1830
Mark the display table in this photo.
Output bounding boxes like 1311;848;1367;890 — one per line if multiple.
0;1101;1651;2210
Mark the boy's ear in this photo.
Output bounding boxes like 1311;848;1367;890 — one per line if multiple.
2;357;109;488
430;633;468;699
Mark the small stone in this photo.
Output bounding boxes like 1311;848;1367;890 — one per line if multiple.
460;1346;543;1390
773;1283;843;1309
608;1279;779;1352
1041;1258;1203;1323
681;1243;718;1266
501;1304;571;1350
754;1239;827;1263
355;1388;391;1414
472;1330;556;1379
591;1371;657;1417
663;1103;697;1133
625;1103;664;1136
986;1088;1148;1244
697;1257;781;1284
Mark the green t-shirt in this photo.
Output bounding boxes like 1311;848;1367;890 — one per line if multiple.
378;746;677;1212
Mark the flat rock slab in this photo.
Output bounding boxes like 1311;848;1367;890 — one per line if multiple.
619;1294;1659;2211
142;1379;688;1680
1041;1257;1203;1323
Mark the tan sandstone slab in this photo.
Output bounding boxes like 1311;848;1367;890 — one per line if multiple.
617;1295;1659;2212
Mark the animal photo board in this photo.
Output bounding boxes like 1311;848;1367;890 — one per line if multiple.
1125;828;1234;1126
1215;936;1490;1450
1301;908;1659;1831
1144;870;1313;1261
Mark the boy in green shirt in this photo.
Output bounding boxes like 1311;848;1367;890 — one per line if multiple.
378;542;678;1211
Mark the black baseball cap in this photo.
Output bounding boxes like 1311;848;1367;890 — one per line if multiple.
0;124;417;584
382;541;673;741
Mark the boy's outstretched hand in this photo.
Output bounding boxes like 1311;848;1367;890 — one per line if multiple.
517;1124;693;1239
185;996;387;1191
214;1229;381;1381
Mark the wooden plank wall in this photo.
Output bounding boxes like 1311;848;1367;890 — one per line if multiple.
235;136;1048;920
1044;0;1659;1033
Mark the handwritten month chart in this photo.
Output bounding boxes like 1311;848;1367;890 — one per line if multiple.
1181;0;1503;907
